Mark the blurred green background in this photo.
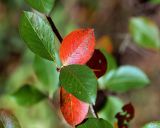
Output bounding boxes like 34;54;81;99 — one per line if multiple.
0;0;160;128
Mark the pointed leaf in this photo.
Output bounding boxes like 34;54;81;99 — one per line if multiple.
25;0;55;14
77;118;113;128
99;66;150;92
87;49;107;78
12;84;46;106
60;64;97;104
59;29;95;66
129;17;160;49
19;11;55;61
60;87;89;126
0;109;21;128
143;122;160;128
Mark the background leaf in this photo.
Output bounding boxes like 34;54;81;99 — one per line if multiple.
0;95;60;128
98;96;123;124
25;0;55;14
0;109;21;128
100;49;117;72
143;121;160;128
150;0;160;4
19;11;55;61
33;56;59;97
98;66;150;92
77;118;113;128
60;64;97;104
12;84;46;106
60;87;89;126
129;17;160;49
87;49;107;78
59;29;95;65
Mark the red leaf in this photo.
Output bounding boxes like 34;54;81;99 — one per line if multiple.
60;87;89;126
87;49;107;78
59;29;95;65
115;103;135;128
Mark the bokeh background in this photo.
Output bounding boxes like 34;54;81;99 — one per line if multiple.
0;0;160;128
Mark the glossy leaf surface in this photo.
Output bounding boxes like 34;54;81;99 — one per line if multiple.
87;49;107;78
26;0;55;14
77;118;113;128
60;64;97;104
99;66;150;92
12;84;46;106
19;11;55;61
59;29;95;65
0;109;21;128
130;17;160;49
60;87;89;126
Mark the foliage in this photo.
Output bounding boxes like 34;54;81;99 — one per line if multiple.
143;121;160;128
1;0;159;128
129;17;160;50
0;109;21;128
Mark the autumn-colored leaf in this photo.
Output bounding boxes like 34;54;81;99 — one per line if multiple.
60;87;89;126
87;49;107;78
115;103;135;128
59;29;95;65
96;36;113;53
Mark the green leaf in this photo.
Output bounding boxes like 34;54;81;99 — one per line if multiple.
33;56;59;96
12;84;46;106
129;17;160;49
60;65;97;104
25;0;55;14
0;109;21;128
98;96;123;124
77;118;113;128
100;49;117;72
150;0;160;4
19;11;55;61
99;66;150;92
0;96;60;128
143;121;160;128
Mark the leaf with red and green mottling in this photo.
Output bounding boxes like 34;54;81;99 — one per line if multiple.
59;29;95;65
87;49;107;78
60;87;89;126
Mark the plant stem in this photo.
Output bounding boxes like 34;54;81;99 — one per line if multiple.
90;105;99;118
46;16;63;43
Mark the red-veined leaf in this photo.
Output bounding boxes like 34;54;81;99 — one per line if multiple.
59;29;95;65
87;49;107;78
60;87;89;126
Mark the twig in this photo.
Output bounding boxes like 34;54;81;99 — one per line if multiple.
46;16;63;43
90;105;99;118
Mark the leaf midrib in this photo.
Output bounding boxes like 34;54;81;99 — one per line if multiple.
63;66;92;102
24;12;54;60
